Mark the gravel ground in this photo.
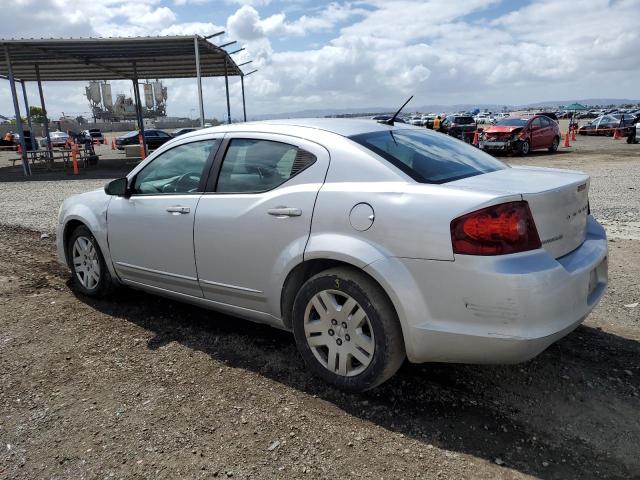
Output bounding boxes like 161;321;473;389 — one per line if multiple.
0;145;131;233
0;133;639;479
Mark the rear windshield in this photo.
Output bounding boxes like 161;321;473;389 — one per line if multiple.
350;129;507;184
495;118;529;126
454;116;475;124
90;132;102;137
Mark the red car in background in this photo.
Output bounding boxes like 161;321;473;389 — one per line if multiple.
479;115;560;155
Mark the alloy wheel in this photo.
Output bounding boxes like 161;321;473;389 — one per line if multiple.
303;290;375;377
72;236;101;290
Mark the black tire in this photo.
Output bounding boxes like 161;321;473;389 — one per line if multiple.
67;225;115;297
292;267;405;392
548;136;559;152
519;140;530;156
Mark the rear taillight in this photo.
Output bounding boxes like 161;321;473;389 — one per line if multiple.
451;201;541;255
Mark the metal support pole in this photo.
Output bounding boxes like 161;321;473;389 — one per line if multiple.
241;74;246;122
194;37;205;128
224;58;231;124
4;46;30;176
21;81;36;151
132;62;147;156
35;64;52;156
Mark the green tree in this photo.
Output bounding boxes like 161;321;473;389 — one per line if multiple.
9;116;27;125
29;106;47;124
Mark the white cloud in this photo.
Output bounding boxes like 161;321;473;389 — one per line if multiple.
1;0;639;122
227;3;365;40
225;0;271;6
159;22;225;36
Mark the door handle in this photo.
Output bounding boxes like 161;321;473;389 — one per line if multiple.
267;207;302;217
166;206;190;214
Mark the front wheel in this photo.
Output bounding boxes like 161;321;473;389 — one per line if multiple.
519;140;530;156
67;225;114;297
292;267;405;392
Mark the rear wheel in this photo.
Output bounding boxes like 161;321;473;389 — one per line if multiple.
519;140;530;156
548;136;559;152
67;225;114;297
292;267;405;392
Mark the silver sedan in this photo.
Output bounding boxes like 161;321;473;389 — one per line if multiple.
57;119;608;391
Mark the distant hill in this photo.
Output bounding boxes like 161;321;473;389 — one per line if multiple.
249;98;640;120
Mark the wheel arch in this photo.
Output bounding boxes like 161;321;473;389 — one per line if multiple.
280;258;400;333
62;219;87;267
59;205;117;280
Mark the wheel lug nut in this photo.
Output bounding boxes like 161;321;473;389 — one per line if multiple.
345;334;350;341
341;322;347;328
328;329;335;336
331;319;338;325
336;338;342;346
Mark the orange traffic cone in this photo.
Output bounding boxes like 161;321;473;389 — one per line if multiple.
571;128;576;141
564;129;570;147
138;133;146;160
111;138;116;150
472;130;479;146
613;128;620;140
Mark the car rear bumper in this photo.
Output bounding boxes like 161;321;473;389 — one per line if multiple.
365;215;608;364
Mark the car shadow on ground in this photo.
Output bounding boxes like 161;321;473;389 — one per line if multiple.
74;285;639;479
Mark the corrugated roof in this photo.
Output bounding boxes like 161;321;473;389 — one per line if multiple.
0;35;243;81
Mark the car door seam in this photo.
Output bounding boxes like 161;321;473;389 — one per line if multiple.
302;145;331;262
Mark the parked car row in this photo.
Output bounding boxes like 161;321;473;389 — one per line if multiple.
578;113;638;136
115;128;201;149
3;126;201;153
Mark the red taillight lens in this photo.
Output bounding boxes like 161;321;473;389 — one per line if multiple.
451;201;541;255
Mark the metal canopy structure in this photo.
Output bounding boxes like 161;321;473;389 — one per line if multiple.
1;35;254;176
0;36;244;80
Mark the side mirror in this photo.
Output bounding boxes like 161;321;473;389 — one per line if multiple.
105;177;129;197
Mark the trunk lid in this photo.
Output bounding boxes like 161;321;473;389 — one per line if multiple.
447;166;590;258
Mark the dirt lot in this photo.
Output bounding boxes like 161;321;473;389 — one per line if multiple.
1;134;639;479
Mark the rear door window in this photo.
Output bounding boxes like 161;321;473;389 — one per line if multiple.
350;129;506;184
216;139;316;193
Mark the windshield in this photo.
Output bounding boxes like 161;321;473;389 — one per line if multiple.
123;130;139;138
350;129;507;184
495;118;529;127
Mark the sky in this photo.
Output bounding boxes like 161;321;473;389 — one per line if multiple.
1;0;639;121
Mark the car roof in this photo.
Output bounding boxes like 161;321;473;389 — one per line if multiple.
184;118;421;139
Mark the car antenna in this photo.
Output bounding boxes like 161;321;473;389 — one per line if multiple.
382;95;413;126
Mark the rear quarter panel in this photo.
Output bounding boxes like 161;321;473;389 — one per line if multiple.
307;140;519;262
